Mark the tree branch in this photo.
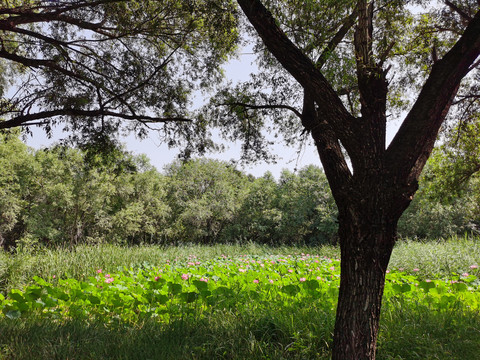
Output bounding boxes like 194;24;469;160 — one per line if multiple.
316;4;359;68
0;109;191;130
445;0;472;21
0;2;118;36
386;9;480;183
236;0;359;157
221;102;303;119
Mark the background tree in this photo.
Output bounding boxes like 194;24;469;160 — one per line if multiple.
0;129;33;249
225;1;480;358
164;159;249;244
398;123;480;239
0;133;171;249
275;166;337;245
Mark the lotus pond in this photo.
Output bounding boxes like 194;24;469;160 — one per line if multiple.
2;253;479;324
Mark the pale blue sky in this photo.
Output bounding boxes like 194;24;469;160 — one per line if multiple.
25;46;402;178
25;48;325;178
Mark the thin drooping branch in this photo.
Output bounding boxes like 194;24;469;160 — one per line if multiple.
0;0;119;34
386;9;480;184
222;102;303;118
0;109;191;130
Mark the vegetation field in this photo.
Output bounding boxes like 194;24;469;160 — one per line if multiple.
0;239;479;360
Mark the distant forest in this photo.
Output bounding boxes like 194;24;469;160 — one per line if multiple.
1;132;479;250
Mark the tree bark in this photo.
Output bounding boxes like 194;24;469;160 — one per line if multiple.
332;204;398;359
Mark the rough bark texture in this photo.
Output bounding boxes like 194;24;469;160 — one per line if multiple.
235;0;480;359
333;212;396;359
329;177;409;359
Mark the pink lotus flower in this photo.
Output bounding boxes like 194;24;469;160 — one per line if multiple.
181;274;189;280
105;277;114;284
299;277;306;282
200;277;208;282
239;268;246;273
470;265;478;269
413;268;420;272
269;279;274;284
253;279;259;284
154;276;161;281
461;272;469;277
288;269;294;273
96;269;102;274
329;266;335;271
105;274;111;278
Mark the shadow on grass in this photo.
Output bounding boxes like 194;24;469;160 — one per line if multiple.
1;303;479;360
377;303;480;360
0;306;334;360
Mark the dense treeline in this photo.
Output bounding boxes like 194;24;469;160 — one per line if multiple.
0;132;478;250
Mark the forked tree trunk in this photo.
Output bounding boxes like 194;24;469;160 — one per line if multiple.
332;206;399;360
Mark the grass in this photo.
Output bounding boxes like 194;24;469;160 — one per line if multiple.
390;236;480;277
0;237;479;359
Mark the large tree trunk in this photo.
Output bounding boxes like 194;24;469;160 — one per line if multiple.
331;202;399;359
235;1;480;359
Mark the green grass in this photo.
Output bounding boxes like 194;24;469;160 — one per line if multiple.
0;237;479;360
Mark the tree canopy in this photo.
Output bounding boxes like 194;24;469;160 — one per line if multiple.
213;1;480;166
0;0;238;154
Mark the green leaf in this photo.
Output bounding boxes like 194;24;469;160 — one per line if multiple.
180;291;198;303
25;286;43;300
392;283;411;294
8;289;24;302
451;282;468;292
5;310;21;319
304;280;319;291
88;295;101;305
168;282;183;295
33;276;51;287
155;294;169;305
281;284;300;297
418;281;436;292
213;286;234;298
193;280;208;292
